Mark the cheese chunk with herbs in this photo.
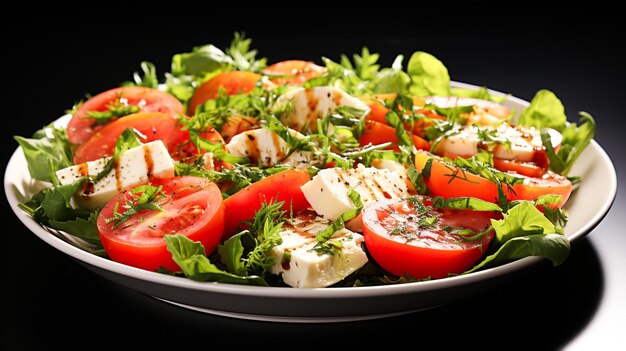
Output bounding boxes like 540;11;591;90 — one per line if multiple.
55;140;175;210
276;86;370;132
433;123;557;162
226;127;314;168
301;165;410;221
269;214;368;288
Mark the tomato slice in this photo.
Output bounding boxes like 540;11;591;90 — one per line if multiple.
222;169;311;239
262;60;325;86
67;86;185;145
359;120;430;152
72;111;229;164
362;197;496;279
73;112;190;164
414;150;572;208
188;71;261;115
97;176;225;272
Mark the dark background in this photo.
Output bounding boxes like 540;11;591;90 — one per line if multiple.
2;16;624;350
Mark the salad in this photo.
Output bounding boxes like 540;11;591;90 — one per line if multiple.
14;33;596;288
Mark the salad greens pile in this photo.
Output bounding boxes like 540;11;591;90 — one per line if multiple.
14;32;596;287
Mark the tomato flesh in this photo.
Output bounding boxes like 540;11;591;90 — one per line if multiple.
67;86;185;145
222;169;311;239
362;197;496;279
188;71;261;115
263;60;325;86
97;176;224;272
414;150;572;208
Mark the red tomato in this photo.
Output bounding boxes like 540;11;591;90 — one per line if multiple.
222;169;311;239
263;60;325;86
493;158;545;178
220;115;259;143
414;150;572;208
359;120;431;152
97;176;225;272
72;112;227;164
67;87;185;145
188;71;261;115
362;197;496;279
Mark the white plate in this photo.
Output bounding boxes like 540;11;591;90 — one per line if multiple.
4;82;617;323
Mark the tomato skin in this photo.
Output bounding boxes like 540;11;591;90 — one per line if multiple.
362;197;495;279
188;71;261;115
222;169;311;239
414;150;572;208
493;158;545;178
97;176;225;272
73;112;191;164
359;120;430;152
263;60;325;86
67;87;185;145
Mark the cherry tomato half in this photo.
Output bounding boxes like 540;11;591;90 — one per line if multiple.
97;176;225;272
414;150;572;208
67;86;185;144
262;60;325;86
188;71;261;115
222;169;311;239
362;197;496;279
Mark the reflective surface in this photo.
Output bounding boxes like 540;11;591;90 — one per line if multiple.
2;23;624;349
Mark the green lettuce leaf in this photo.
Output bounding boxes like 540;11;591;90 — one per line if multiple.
407;51;451;97
518;89;567;131
490;201;556;245
465;234;570;273
164;234;268;286
15;125;73;182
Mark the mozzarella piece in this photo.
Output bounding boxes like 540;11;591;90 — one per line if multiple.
425;96;510;126
276;86;370;132
301;165;410;221
225;127;314;168
269;214;368;288
370;158;414;192
55;140;175;210
434;123;553;162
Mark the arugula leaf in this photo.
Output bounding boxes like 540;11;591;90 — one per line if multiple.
49;212;101;245
225;32;267;72
407;51;451;97
19;179;100;244
15;124;73;182
490;201;556;245
164;234;268;285
464;234;570;273
243;201;286;275
104;184;166;229
542;112;595;176
518;89;567;131
124;61;159;88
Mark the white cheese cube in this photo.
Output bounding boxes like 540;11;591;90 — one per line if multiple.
55;140;175;210
301;165;410;221
276;86;370;132
226;127;314;168
269;214;368;288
